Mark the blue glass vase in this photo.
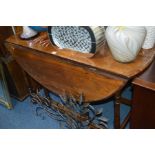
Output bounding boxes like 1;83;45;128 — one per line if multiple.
29;26;48;32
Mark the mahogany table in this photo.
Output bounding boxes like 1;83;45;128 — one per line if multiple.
5;33;155;128
131;57;155;128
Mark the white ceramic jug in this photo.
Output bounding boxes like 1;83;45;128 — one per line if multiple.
20;26;38;39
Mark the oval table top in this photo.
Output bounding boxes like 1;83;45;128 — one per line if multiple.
5;33;155;102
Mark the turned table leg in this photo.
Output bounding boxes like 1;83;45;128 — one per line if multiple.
114;92;121;129
114;89;132;129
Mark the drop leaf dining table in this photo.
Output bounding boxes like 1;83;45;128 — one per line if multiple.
5;32;155;128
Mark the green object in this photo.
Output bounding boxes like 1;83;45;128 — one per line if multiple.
0;60;12;109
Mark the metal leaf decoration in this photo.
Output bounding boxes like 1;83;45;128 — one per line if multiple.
30;89;108;129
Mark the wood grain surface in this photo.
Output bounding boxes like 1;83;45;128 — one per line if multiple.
6;32;155;79
5;43;126;102
133;57;155;91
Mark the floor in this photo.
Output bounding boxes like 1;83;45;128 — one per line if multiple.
0;83;131;129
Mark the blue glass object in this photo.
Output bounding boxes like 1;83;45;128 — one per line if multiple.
29;26;48;32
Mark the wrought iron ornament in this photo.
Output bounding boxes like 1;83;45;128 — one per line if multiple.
30;89;108;129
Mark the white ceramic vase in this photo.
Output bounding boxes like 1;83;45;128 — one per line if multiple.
142;26;155;49
105;26;146;63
